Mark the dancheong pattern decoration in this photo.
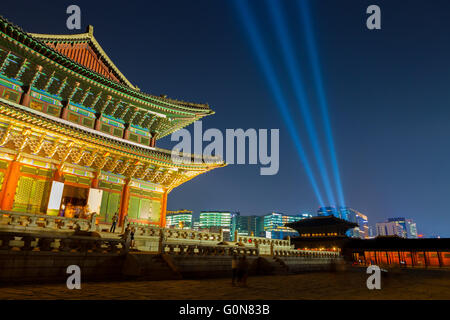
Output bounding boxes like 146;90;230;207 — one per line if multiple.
0;15;225;227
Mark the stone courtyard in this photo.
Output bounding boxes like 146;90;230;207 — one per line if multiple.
0;268;449;300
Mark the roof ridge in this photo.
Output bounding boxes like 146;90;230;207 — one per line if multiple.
0;15;213;114
30;27;136;89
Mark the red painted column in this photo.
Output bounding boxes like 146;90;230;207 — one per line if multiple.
123;126;130;140
423;251;429;268
150;137;156;147
20;90;31;107
91;170;100;188
60;104;70;120
119;179;130;227
94;117;101;131
437;251;444;268
0;160;21;211
160;190;168;228
53;166;63;182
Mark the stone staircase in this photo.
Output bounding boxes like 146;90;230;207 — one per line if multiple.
122;253;182;280
271;256;290;275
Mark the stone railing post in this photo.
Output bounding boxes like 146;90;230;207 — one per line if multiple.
27;215;38;227
8;214;21;226
89;212;98;231
45;216;56;229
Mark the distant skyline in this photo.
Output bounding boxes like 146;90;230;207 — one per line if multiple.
2;0;450;237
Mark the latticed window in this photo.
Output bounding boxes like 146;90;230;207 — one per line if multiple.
12;176;51;214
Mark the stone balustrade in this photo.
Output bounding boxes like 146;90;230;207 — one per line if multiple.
237;235;291;248
129;223;223;243
162;243;258;256
0;231;127;254
0;210;97;232
273;249;340;258
0;211;340;260
163;228;223;243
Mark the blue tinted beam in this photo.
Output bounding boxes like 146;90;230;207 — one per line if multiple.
266;0;336;206
298;0;346;207
232;0;325;207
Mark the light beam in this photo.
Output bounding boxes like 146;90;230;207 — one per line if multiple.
266;0;336;206
298;0;346;207
231;0;325;207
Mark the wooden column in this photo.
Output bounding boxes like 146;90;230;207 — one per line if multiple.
94;116;102;131
150;136;157;147
60;102;70;120
0;160;21;210
123;125;130;140
423;251;429;268
20;89;31;107
437;251;444;268
160;190;168;228
53;166;63;182
118;179;130;227
91;170;100;188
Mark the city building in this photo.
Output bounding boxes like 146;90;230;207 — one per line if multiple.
376;218;418;239
345;208;369;239
199;211;238;241
317;206;339;218
387;217;418;239
234;215;262;238
337;207;349;221
262;212;307;239
192;217;200;231
368;225;377;238
317;207;369;239
0;18;224;227
165;209;193;229
376;221;405;237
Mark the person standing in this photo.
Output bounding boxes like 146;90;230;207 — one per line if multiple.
130;226;136;249
110;212;118;233
231;254;239;286
237;255;249;287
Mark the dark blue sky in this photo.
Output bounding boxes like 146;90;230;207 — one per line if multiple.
3;0;450;237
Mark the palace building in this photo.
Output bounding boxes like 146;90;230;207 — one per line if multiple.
0;16;224;227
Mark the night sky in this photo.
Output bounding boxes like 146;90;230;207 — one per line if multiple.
2;0;450;237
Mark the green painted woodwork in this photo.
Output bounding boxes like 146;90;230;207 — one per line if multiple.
12;176;51;214
128;196;140;220
127;195;161;222
20;165;53;178
64;174;91;186
99;190;120;222
98;181;123;192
